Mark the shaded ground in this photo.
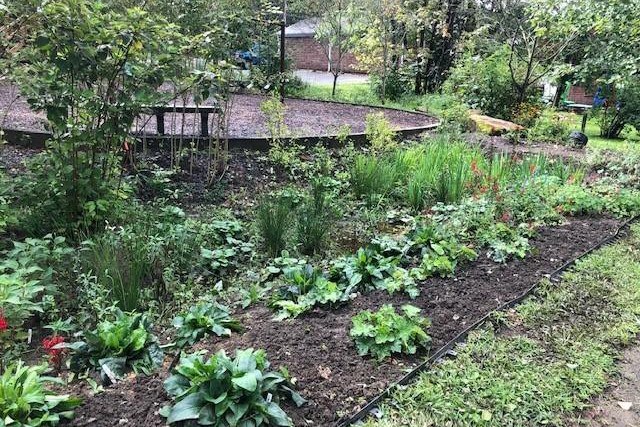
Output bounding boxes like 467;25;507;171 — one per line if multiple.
573;342;640;427
66;216;621;427
0;83;436;139
469;133;587;161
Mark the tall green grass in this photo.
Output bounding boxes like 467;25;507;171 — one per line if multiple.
349;133;584;212
256;195;293;257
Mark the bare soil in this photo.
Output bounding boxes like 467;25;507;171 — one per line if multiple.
66;216;621;427
0;84;436;139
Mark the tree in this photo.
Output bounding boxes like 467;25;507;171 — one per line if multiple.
315;0;359;96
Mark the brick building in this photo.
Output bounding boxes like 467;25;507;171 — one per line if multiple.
284;18;361;73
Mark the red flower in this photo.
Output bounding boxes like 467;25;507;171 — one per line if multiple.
501;211;512;223
0;313;8;332
42;335;66;368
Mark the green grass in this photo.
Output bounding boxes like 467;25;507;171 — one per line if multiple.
366;224;640;427
568;114;640;153
291;82;456;117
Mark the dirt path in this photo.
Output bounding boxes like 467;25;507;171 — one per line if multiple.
574;342;640;426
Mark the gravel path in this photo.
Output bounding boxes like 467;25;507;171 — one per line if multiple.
0;83;436;139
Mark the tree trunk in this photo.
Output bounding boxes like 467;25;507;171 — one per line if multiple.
332;73;338;97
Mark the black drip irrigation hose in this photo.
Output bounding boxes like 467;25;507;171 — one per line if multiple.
337;215;639;427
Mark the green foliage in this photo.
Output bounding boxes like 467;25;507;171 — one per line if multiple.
367;227;640;427
350;304;431;361
550;185;604;216
527;109;573;143
349;154;398;204
256;195;293;258
594;77;640;139
369;68;413;102
160;349;304;426
331;247;399;291
173;302;242;348
414;239;478;279
479;223;531;263
439;102;474;133
295;179;337;255
69;310;164;384
269;264;351;320
11;0;183;235
0;361;81;426
82;233;151;312
444;46;519;120
365;112;397;153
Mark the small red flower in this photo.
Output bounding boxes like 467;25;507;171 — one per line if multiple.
42;335;66;368
0;313;8;332
501;211;511;223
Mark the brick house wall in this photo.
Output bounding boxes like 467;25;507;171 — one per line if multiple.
568;85;594;105
285;36;362;73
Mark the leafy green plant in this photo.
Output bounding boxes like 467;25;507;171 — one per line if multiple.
69;310;164;384
173;302;243;348
550;185;604;215
413;240;478;279
365;112;397;153
256;195;293;258
350;304;431;361
479;222;531;263
331;247;399;291
526;109;573;143
269;264;350;320
0;361;81;426
160;349;305;426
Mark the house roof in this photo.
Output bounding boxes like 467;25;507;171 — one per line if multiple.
285;18;319;38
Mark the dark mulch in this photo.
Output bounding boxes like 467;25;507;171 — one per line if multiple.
66;216;621;427
0;83;436;139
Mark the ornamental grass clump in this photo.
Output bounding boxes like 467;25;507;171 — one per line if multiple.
256;195;293;258
161;349;305;426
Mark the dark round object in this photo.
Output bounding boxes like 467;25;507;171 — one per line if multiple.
568;131;589;148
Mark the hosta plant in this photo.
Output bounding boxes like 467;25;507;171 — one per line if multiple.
173;302;243;348
350;304;431;361
160;349;305;426
0;361;81;426
69;310;163;384
412;240;477;279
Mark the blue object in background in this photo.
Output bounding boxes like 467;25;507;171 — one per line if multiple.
593;86;607;107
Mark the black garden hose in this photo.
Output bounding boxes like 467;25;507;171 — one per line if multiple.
337;215;639;426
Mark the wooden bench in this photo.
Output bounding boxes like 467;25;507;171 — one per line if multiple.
143;105;221;137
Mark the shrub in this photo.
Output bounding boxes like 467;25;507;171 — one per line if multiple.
256;195;293;258
444;45;521;120
160;349;305;426
439;102;475;133
0;361;81;426
526;109;573;143
350;304;431;361
594;77;640;138
369;68;412;101
173;302;242;348
365;112;397;153
69;310;164;384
